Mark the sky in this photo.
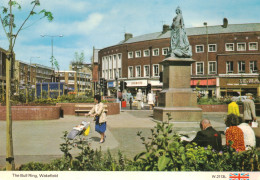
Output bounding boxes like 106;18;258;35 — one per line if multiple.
0;0;260;71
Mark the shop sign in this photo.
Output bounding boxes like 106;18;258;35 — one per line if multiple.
126;80;147;87
239;78;260;84
108;81;114;88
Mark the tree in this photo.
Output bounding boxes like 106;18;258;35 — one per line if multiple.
70;51;85;68
0;0;53;170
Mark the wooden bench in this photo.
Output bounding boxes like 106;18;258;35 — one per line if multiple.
75;104;108;116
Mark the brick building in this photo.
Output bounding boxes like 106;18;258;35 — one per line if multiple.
98;23;260;98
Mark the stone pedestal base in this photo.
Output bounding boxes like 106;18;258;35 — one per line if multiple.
153;56;202;122
154;107;202;122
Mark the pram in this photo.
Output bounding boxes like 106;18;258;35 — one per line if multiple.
67;121;91;146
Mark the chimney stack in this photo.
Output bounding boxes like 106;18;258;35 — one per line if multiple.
162;24;170;33
124;33;133;41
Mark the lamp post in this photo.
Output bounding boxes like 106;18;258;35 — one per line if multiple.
204;22;209;97
40;34;63;73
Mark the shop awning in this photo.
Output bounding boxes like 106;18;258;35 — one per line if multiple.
190;79;216;86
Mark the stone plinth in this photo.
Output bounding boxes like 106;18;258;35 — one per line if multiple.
154;57;202;122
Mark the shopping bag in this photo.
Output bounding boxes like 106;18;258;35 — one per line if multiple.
252;121;258;128
141;102;144;108
83;126;90;136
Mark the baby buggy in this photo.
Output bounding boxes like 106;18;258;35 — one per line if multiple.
67;121;91;146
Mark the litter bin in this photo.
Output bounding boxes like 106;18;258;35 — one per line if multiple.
121;101;126;108
60;109;64;118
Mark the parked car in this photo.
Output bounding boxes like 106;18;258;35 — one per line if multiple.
232;96;247;102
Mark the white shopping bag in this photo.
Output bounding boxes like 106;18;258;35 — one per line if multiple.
252;121;259;128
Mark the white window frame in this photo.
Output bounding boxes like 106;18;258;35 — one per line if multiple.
128;66;133;78
195;45;204;53
226;61;234;73
128;51;133;59
153;64;159;77
144;65;150;77
208;61;217;75
162;47;169;55
196;62;204;75
135;50;141;58
152;48;159;56
143;49;150;57
249;42;258;51
237;43;246;51
249;61;257;73
238;61;245;73
135;65;141;77
208;44;217;52
225;43;234;51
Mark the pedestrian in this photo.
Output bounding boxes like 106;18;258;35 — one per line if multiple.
85;94;107;143
147;91;155;110
225;114;245;152
237;116;256;150
129;97;133;110
136;89;143;110
243;93;256;126
228;97;240;116
182;119;222;151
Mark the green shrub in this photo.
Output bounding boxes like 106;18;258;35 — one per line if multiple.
131;122;260;171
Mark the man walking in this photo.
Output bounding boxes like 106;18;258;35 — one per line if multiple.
243;93;256;126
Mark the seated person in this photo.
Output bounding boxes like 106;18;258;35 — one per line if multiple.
182;119;222;151
238;116;256;150
225;114;245;152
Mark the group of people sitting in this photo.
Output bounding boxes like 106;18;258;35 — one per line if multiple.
182;93;257;151
182;114;256;152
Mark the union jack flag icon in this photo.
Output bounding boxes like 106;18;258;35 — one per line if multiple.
229;173;249;180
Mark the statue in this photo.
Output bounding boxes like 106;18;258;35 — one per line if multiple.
169;7;192;58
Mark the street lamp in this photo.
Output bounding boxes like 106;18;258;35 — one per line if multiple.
204;22;209;97
40;34;63;69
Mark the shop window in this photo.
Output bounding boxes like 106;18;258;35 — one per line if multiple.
226;61;233;73
209;61;216;74
196;45;204;53
250;61;257;73
196;62;204;75
237;43;246;51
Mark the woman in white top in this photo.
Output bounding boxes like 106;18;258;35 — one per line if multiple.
86;95;107;143
238;117;256;150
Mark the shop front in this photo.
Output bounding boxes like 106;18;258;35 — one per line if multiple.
219;75;260;97
190;78;218;98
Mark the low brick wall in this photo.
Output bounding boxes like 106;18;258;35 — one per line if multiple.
198;104;243;113
0;106;61;120
57;103;120;116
